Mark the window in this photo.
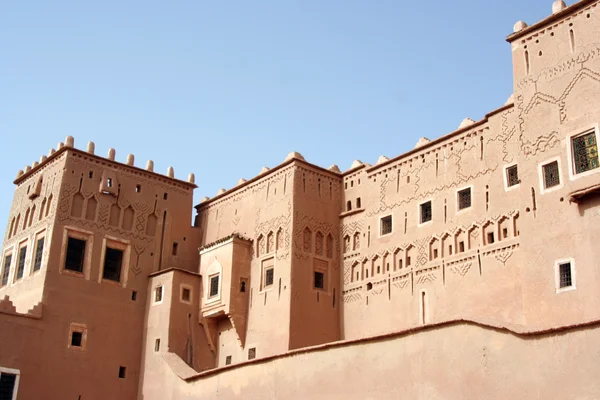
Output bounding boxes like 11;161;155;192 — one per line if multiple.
240;278;247;293
346;201;352;212
155;339;161;352
1;254;11;287
33;237;44;272
265;267;274;287
380;215;392;236
506;165;520;187
135;185;142;193
209;275;219;297
502;228;508;239
0;368;19;400
163;193;168;200
172;242;178;256
225;356;232;365
261;257;275;290
107;178;113;188
181;287;191;302
15;246;27;280
487;232;495;245
458;241;465;253
131;291;138;301
314;271;324;289
71;332;83;347
68;323;87;350
572;131;599;174
248;348;256;360
154;286;163;303
457;188;471;210
356;198;362;208
542;161;560;189
420;201;432;224
559;262;573;289
65;237;86;273
406;256;411;266
118;366;127;379
102;247;123;282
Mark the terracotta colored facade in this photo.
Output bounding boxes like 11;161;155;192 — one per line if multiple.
2;1;600;399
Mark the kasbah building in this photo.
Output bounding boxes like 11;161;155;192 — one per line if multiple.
2;1;600;399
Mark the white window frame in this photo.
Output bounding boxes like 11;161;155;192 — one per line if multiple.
538;156;564;194
554;258;576;294
260;256;276;293
567;123;600;181
153;285;164;305
378;214;393;238
456;185;473;214
418;199;433;227
0;366;20;400
207;273;222;301
503;162;520;192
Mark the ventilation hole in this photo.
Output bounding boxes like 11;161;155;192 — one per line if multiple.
587;14;591;18
569;22;573;27
551;32;555;37
535;39;539;43
526;207;531;212
560;197;564;202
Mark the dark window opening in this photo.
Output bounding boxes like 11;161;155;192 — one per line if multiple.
0;372;17;399
366;282;373;290
559;262;573;288
107;178;113;188
356;198;362;208
458;188;472;210
155;339;160;352
182;288;191;302
135;185;142;193
314;271;324;289
209;275;219;297
16;246;27;280
89;171;94;179
449;245;453;255
459;241;465;253
487;232;495;245
507;165;520;187
420;201;432;223
573;131;599;174
33;237;44;272
65;237;86;273
226;355;232;365
155;287;163;303
502;228;508;239
380;215;392;235
172;242;178;256
71;331;83;347
240;280;247;293
265;268;274;287
102;247;123;282
406;256;411;266
132;291;138;301
346;201;352;212
543;161;560;189
433;249;439;259
118;366;127;379
248;348;256;360
1;254;12;286
163;193;168;200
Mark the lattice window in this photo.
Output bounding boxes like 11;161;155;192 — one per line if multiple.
226;356;232;365
102;247;123;282
209;275;220;297
315;232;324;256
65;237;86;273
303;228;312;252
559;262;573;288
380;215;392;235
573;131;599;174
506;165;519;187
33;237;44;272
248;348;256;360
457;188;471;210
420;201;432;223
543;161;560;189
1;254;12;286
326;234;334;258
265;267;274;287
16;246;27;280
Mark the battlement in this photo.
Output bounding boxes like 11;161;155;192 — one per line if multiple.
13;136;198;190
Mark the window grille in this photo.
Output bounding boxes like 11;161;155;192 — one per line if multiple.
226;356;232;365
265;268;274;287
209;275;219;297
155;287;163;303
543;161;560;189
248;348;256;360
65;237;86;273
314;271;324;289
506;165;520;187
16;246;27;280
102;247;123;282
380;216;392;235
559;262;572;288
1;255;11;286
573;131;599;174
33;237;44;272
420;201;432;223
457;188;471;210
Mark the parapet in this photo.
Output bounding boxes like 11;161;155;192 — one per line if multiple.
0;296;42;319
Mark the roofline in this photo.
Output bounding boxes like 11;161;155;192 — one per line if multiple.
14;146;197;189
506;0;597;43
366;103;514;174
195;157;342;209
148;267;201;278
341;164;367;177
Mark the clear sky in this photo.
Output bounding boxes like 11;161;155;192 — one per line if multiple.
0;0;554;229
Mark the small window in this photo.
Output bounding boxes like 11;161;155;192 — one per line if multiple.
65;237;86;273
89;171;94;179
559;262;573;288
248;348;256;360
16;246;27;280
457;188;471;210
163;193;168;200
71;331;83;347
154;339;161;352
154;286;163;303
572;131;599;174
406;256;411;266
0;371;18;399
380;215;392;236
459;241;465;253
102;247;123;282
420;201;432;224
506;165;520;187
314;271;324;289
135;185;142;193
107;178;113;188
264;267;274;288
1;254;12;287
33;237;45;272
356;198;362;208
487;232;495;245
346;201;352;212
118;366;127;379
433;249;439;259
502;228;508;239
240;278;247;293
172;242;178;256
366;282;373;290
225;356;232;365
209;275;219;297
542;161;560;189
131;291;138;301
182;288;191;302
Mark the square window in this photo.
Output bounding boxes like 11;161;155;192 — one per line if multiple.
71;331;83;347
380;215;392;236
457;188;471;210
65;237;86;273
182;288;191;302
542;161;560;189
572;131;599;174
248;348;256;360
559;262;573;288
154;286;163;303
15;246;27;280
1;254;12;287
314;271;324;289
225;355;232;365
102;247;123;282
118;366;127;379
506;165;520;187
209;275;219;297
33;237;45;272
420;201;432;224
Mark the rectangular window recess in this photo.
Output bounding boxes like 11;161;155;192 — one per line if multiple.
102;247;123;282
172;242;178;256
380;215;392;235
155;287;163;303
507;165;520;187
314;271;325;289
225;356;232;365
265;268;274;287
182;288;191;302
33;237;45;272
16;246;27;280
458;188;471;210
118;366;127;379
71;331;83;347
1;254;12;286
248;348;256;360
65;237;86;273
420;201;432;223
155;339;161;352
209;275;219;297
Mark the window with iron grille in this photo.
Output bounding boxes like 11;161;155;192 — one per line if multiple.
1;254;11;286
248;348;256;360
102;247;123;282
380;215;392;235
506;165;520;187
457;188;471;210
559;262;573;288
209;275;219;297
265;267;274;287
65;237;86;273
314;271;324;289
16;246;27;280
572;131;599;174
542;161;560;189
420;201;432;224
155;286;163;303
33;237;44;272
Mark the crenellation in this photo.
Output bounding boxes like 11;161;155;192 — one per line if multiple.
107;147;115;160
126;154;135;166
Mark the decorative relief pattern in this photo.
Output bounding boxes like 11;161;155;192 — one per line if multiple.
450;262;472;277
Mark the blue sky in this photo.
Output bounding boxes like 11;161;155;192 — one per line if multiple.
0;0;553;228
